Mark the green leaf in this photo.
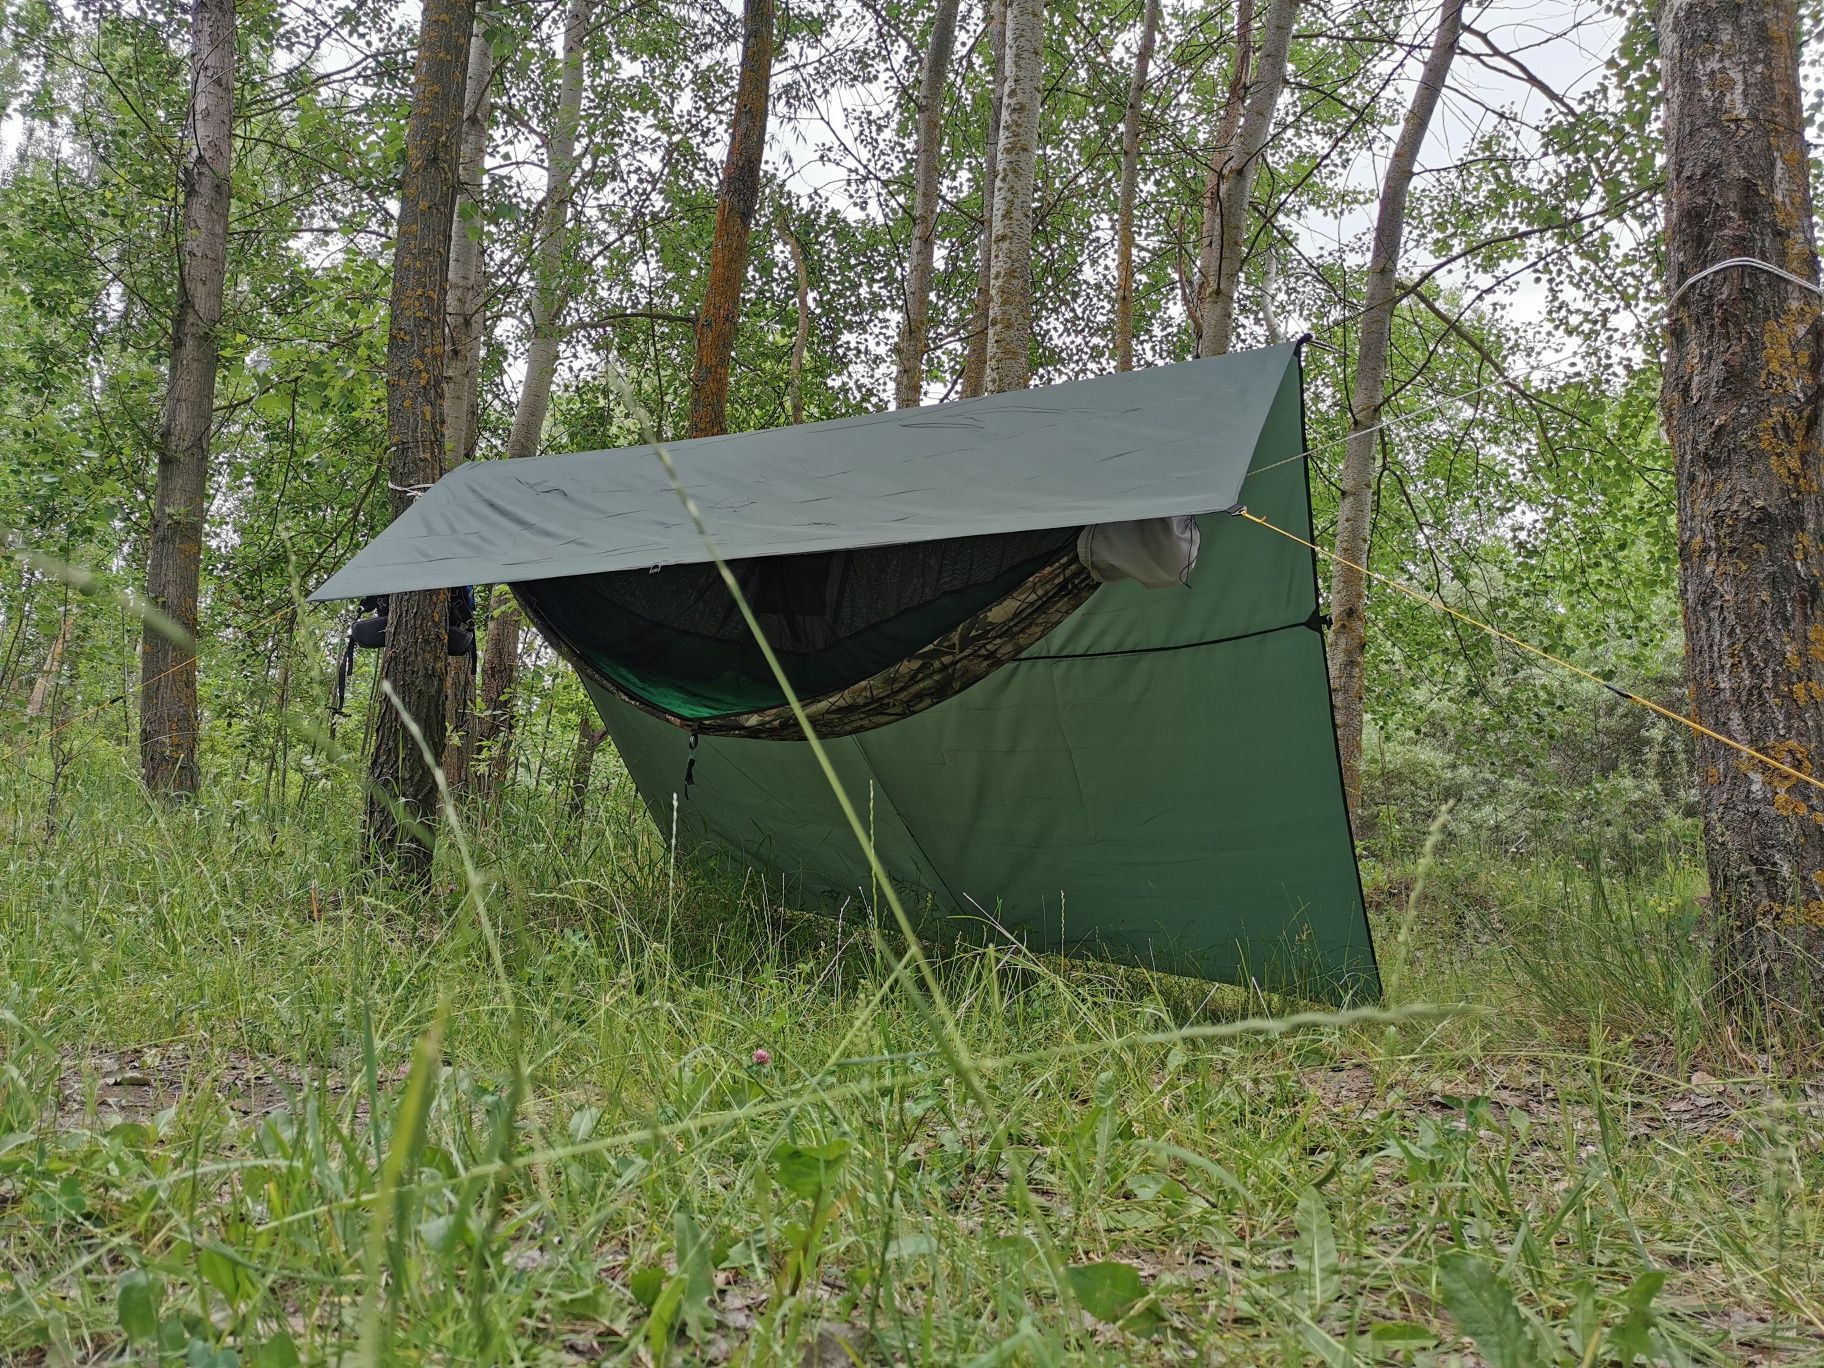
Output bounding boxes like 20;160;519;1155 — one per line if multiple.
1612;1269;1666;1364
1437;1251;1540;1368
567;1106;602;1143
884;1233;937;1261
629;1265;666;1309
673;1213;718;1340
767;1138;851;1199
250;1333;301;1368
644;1274;685;1358
1294;1186;1339;1308
116;1268;160;1344
197;1244;247;1307
1066;1260;1161;1332
1367;1320;1436;1346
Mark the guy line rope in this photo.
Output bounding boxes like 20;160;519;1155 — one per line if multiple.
1229;507;1824;798
1232;254;1824;799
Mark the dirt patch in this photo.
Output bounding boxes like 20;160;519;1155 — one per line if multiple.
53;1043;363;1132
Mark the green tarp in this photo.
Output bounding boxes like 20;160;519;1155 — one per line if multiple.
314;343;1378;1000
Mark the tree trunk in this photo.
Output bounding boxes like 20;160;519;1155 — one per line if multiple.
1192;0;1251;357
1113;0;1161;372
474;601;521;799
1327;0;1461;822
981;0;1042;393
140;0;232;797
1197;0;1296;357
687;0;775;438
895;0;962;407
472;0;591;805
566;718;608;818
441;24;493;789
26;607;73;720
1660;0;1824;1023
364;0;478;877
444;24;494;473
960;0;1005;399
505;0;591;461
783;214;811;424
442;641;475;791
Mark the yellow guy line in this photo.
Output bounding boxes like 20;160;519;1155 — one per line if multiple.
1235;509;1824;798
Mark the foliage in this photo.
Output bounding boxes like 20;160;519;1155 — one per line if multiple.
1;0;1809;1356
1;752;1817;1362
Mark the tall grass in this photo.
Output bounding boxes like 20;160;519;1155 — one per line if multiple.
2;737;1820;1364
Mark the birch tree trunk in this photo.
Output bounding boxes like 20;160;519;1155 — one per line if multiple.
444;23;494;473
783;215;811;424
505;0;590;461
1192;0;1251;357
441;22;494;791
1660;0;1824;1022
472;0;590;804
1113;0;1160;372
981;0;1042;393
1327;0;1461;820
895;0;962;407
687;0;775;438
26;608;73;720
140;0;232;797
960;0;1005;398
1197;0;1296;357
364;0;478;875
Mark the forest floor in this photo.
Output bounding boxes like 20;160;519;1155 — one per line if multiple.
2;752;1822;1366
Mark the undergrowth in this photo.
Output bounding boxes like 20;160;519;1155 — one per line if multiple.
2;741;1820;1365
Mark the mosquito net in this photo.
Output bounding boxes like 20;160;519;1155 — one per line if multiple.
514;526;1098;737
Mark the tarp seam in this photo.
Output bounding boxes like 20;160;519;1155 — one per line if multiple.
848;732;971;917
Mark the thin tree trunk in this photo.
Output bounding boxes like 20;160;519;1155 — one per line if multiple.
981;0;1042;393
566;718;608;818
1261;236;1281;343
26;608;73;720
960;0;1005;398
364;0;478;876
442;24;493;789
687;0;775;438
1198;0;1296;357
782;214;811;424
1192;0;1251;357
0;568;40;699
473;0;591;804
1660;0;1824;1023
1113;0;1161;372
1327;0;1462;820
445;24;494;473
895;0;962;407
475;605;519;798
140;0;232;797
505;0;591;461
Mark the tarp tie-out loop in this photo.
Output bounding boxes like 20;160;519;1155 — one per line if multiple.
1235;509;1824;798
1225;503;1248;517
1667;256;1824;313
387;480;435;500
